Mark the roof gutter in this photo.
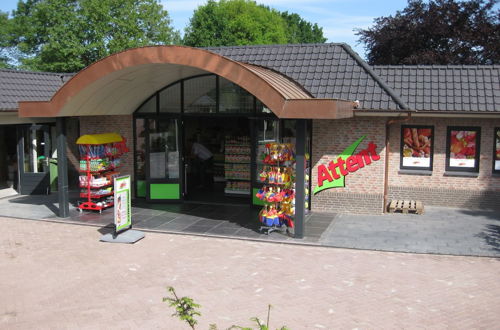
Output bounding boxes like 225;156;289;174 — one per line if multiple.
341;44;411;111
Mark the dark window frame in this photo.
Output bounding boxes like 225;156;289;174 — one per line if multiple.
445;126;481;173
400;125;434;171
493;127;500;174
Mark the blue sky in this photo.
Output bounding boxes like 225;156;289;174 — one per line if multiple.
0;0;411;59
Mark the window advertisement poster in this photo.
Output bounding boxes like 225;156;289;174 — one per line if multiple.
114;175;132;233
495;128;500;171
449;129;478;168
402;126;433;168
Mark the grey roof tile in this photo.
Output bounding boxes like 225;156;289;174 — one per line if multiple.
373;64;500;112
0;69;73;111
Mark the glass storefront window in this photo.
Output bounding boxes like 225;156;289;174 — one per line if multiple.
23;126;47;173
255;119;279;182
256;99;273;114
149;119;179;179
136;96;156;114
159;83;181;113
184;76;217;113
134;118;146;180
219;78;254;113
494;128;500;174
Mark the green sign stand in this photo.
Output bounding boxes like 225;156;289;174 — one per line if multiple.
114;175;132;234
100;175;144;244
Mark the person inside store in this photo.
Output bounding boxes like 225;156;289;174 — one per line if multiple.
188;136;214;190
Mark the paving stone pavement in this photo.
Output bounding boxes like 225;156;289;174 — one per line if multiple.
1;216;499;329
319;207;500;257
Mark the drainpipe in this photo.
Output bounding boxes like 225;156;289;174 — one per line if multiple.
383;113;411;213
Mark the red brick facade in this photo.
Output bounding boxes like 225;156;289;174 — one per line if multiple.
311;118;387;214
311;116;500;214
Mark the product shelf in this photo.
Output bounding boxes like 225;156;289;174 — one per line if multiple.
77;133;128;213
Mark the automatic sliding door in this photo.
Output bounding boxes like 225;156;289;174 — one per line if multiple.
146;118;182;201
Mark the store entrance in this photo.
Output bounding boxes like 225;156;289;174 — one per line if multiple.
183;116;251;204
0;126;18;192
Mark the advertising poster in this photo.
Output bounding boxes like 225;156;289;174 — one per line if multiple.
449;130;478;168
402;127;432;168
495;129;500;171
114;175;131;233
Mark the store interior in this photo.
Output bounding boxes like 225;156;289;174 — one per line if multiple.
0;126;18;191
183;116;251;204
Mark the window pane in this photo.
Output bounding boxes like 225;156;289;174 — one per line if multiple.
447;127;480;171
137;96;156;113
256;99;273;114
159;83;181;113
219;78;254;113
401;126;433;169
23;127;46;173
134;118;146;180
184;76;216;113
254;119;279;182
149;119;179;179
495;128;500;173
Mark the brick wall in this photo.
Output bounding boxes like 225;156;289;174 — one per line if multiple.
78;115;134;188
311;118;387;214
387;117;500;211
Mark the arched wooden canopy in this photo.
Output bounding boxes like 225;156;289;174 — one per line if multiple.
19;45;354;119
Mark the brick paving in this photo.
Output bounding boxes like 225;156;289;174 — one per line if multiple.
1;216;499;329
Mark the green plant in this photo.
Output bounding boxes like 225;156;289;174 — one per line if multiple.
163;286;201;330
163;287;289;330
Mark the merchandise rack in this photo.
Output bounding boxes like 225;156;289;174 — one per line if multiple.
77;133;128;213
255;143;296;235
224;136;251;195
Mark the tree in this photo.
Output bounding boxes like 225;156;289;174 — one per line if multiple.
9;0;180;72
183;0;326;47
281;11;327;44
356;0;500;65
0;11;12;68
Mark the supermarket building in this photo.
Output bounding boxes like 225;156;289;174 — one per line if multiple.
1;43;499;236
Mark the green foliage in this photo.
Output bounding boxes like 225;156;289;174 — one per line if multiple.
163;289;289;330
356;0;500;65
0;11;13;68
183;0;325;47
9;0;180;72
280;11;326;44
163;286;201;330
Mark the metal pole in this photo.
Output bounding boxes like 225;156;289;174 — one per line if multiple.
294;119;306;238
56;117;69;218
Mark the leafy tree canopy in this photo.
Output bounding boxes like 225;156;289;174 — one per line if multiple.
281;11;327;44
183;0;326;47
356;0;500;65
9;0;180;72
0;11;12;69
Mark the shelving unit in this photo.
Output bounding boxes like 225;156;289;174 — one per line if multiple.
77;133;128;213
224;136;251;195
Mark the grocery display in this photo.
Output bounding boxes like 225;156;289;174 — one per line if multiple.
77;133;128;213
224;136;251;195
255;143;296;234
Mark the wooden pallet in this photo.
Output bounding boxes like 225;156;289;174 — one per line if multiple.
388;200;424;215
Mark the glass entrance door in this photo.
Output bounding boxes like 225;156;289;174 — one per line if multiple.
17;124;51;195
145;118;182;202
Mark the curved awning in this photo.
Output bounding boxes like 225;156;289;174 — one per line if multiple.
19;45;354;119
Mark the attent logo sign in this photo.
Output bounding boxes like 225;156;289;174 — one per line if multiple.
313;136;380;194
